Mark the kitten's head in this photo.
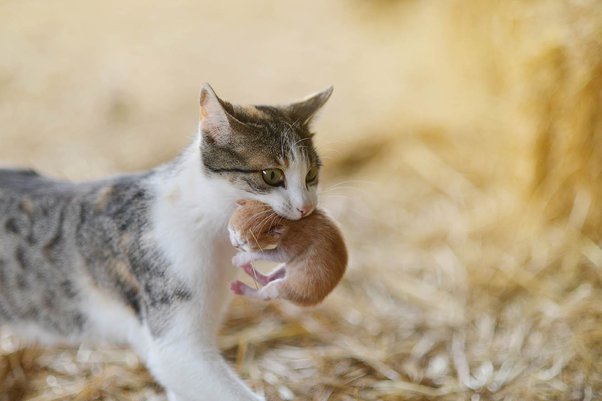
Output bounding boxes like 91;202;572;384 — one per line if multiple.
228;199;289;252
199;83;332;220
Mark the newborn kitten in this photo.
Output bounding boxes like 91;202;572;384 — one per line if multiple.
228;199;347;306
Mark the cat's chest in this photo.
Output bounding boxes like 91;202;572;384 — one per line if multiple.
152;207;234;281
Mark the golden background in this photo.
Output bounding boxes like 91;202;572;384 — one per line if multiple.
0;0;601;400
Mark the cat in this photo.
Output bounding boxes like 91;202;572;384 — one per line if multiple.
0;83;332;401
227;199;347;306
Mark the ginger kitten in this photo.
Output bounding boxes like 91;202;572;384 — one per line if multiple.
228;199;347;306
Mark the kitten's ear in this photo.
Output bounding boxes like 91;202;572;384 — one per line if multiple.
284;86;334;127
199;83;246;142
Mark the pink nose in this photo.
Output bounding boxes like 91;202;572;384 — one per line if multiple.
297;204;314;217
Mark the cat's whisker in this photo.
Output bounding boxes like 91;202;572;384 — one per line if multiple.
244;209;275;237
254;216;273;234
244;207;273;222
266;213;282;231
292;137;312;147
254;210;279;234
320;193;352;199
319;186;369;196
325;179;374;186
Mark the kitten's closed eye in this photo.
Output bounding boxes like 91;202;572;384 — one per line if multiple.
268;225;288;237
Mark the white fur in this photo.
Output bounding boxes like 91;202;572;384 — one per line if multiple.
140;135;262;401
70;132;315;400
252;148;317;220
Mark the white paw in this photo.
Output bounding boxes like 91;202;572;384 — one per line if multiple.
232;252;249;267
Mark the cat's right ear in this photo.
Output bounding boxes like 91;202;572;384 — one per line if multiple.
199;83;246;143
284;86;334;127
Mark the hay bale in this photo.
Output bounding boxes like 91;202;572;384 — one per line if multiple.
452;0;602;237
527;7;602;238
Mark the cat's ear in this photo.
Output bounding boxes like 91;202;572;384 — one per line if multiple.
199;83;247;142
284;86;334;127
235;199;248;207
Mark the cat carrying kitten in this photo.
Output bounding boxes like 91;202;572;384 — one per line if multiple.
228;200;347;306
0;83;332;401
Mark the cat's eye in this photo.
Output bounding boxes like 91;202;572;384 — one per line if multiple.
306;166;319;184
262;169;285;187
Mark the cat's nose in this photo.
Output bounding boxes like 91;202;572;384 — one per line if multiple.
297;204;314;217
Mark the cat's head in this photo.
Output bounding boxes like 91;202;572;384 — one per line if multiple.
199;83;332;220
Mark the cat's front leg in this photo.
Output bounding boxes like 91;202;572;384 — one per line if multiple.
144;305;263;401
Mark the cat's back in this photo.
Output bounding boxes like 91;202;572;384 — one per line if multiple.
0;168;79;198
0;167;157;337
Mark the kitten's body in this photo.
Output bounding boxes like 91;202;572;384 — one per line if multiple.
228;200;347;306
0;84;334;401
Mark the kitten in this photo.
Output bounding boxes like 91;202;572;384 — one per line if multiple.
228;200;347;306
0;83;332;401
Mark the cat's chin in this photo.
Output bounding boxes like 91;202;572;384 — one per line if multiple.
284;213;304;221
271;208;302;221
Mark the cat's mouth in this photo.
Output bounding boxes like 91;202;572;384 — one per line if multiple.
273;208;304;221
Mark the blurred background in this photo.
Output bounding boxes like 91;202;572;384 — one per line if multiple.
1;0;601;400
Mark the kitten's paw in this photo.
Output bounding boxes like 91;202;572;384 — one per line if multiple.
230;280;254;296
232;253;246;267
233;252;257;267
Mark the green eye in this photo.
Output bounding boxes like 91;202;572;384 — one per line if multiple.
306;166;319;184
262;169;285;187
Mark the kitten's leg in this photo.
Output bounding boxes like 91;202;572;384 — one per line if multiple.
230;280;259;296
265;265;286;282
232;248;284;267
241;263;285;285
231;278;284;301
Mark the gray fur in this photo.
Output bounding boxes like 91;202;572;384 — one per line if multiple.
201;98;323;194
0;168;189;337
0;86;330;343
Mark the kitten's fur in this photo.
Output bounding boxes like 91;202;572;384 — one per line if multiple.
228;200;347;306
0;84;332;401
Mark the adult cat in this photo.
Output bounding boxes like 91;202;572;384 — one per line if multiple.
0;83;332;400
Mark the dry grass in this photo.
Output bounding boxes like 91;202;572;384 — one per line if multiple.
1;0;601;400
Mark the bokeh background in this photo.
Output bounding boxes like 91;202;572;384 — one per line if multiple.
1;0;601;400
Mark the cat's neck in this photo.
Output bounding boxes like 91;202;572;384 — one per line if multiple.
151;135;240;231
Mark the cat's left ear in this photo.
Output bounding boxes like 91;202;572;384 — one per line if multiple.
199;83;248;143
284;86;334;127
